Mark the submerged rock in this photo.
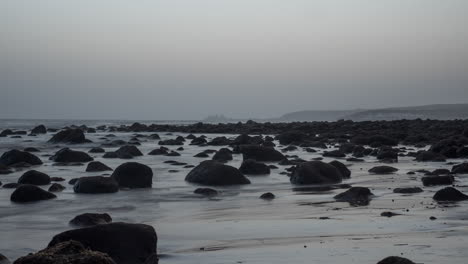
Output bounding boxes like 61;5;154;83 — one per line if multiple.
48;183;65;192
260;192;275;200
433;187;468;202
48;222;158;264
31;125;47;134
10;185;56;203
239;159;270;175
393;187;423;194
111;162;153;188
194;188;218;196
421;175;454;186
377;256;415;264
70;213;112;227
290;161;343;185
50;148;93;163
73;176;119;194
334;187;373;206
0;149;42;166
86;161;113;172
13;240;116;264
48;129;88;144
18;170;51;185
186;160;250;186
368;166;398;174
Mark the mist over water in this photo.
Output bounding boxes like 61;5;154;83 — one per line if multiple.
1;0;468;120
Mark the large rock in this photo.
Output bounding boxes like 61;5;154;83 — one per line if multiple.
114;145;143;159
377;256;415;264
18;170;51;185
86;161;113;172
70;213;112;227
50;148;93;163
31;124;47;134
334;187;373;206
239;159;270;175
421;175;454;186
452;163;468;174
433;187;468;202
368;166;398;174
0;149;42;166
13;240;116;264
212;148;233;163
48;222;158;264
328;160;351;178
185;160;250;186
10;185;56;203
415;151;446;162
48;129;88;144
290;161;343;184
237;145;285;162
323;150;346;158
393;187;423;194
73;176;119;194
111;162;153;188
276;131;307;145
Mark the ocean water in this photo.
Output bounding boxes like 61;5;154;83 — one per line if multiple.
0;120;467;263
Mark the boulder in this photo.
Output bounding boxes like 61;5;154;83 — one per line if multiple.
86;161;113;172
452;163;468;174
328;160;351;178
260;192;275;200
193;188;218;196
276;131;307;145
334;187;373;206
18;170;51;185
158;139;183;146
323;150;346;158
50;148;93;163
31;125;47;134
111;162;153;188
148;147;168;155
70;213;112;227
415;151;446;162
239;159;270;175
368;166;398;174
114;145;143;159
10;185;56;203
185;160;250;186
290;161;343;185
393;187;423;194
73;176;119;194
48;129;87;144
0;149;42;166
377;256;415;264
48;222;158;264
48;183;65;192
13;240;116;264
433;187;468;202
89;147;105;153
421;175;454;186
212;148;233;162
236;145;285;162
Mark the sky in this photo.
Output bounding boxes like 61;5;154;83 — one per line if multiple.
1;0;467;120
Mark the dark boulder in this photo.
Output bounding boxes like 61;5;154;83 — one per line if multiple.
351;135;398;146
212;148;233;163
377;256;415;264
0;149;42;166
48;129;88;144
185;160;250;186
323;150;346;158
260;192;275;200
421;175;454;186
376;149;398;161
31;125;47;134
148;147;168;155
114;145;143;159
190;137;208;145
328;160;351;178
415;151;446;162
73;176;119;194
86;161;113;172
194;152;209;158
236;145;285;162
89;147;105;153
206;136;230;146
433;187;468;202
290;161;343;185
11;185;56;203
452;163;468;174
24;147;40;152
276;131;307;145
18;170;51;185
111;162;153;188
239;159;270;175
50;148;93;163
13;240;116;264
48;183;65;192
48;222;158;264
70;213;112;227
369;166;398;174
158;139;183;146
194;188;218;196
334;187;373;206
393;187;423;194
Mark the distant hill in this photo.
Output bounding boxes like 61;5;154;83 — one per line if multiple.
278;104;468;121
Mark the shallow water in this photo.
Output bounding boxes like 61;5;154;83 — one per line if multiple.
1;127;468;264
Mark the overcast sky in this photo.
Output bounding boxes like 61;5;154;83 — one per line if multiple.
1;0;467;120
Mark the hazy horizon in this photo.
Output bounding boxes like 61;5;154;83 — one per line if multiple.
2;0;468;120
